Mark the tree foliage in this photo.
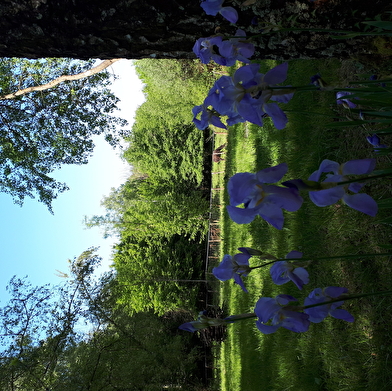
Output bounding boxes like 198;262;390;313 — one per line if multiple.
0;58;128;211
0;249;204;390
83;59;216;314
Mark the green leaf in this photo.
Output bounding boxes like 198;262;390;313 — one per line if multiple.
330;33;361;39
349;79;392;85
361;111;392;118
379;215;392;225
379;244;392;249
372;167;392;175
375;127;392;134
325;119;390;127
362;21;392;30
377;198;392;208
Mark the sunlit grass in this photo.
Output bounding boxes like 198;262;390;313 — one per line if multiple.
213;58;392;391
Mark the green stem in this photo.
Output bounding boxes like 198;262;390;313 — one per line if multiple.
337;172;392;186
250;252;392;270
302;291;392;310
223;291;392;323
284;109;345;118
225;312;257;322
251;27;390;37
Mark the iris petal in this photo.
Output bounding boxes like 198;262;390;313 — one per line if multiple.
256;162;287;183
219;6;239;23
341;158;376;175
263;102;288;130
342;193;378;216
258;204;284;229
226;205;257;224
263;62;289;85
227;172;258;206
233;273;248;293
330;309;355;322
309;187;346;207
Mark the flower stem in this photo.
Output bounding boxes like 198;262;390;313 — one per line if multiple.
225;312;257;323
337;172;392;186
252;28;391;37
302;291;392;310
250;252;392;269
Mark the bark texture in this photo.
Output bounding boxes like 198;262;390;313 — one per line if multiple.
0;0;390;60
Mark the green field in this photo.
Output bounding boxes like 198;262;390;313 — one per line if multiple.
209;59;392;391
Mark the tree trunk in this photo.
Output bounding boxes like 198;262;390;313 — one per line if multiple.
0;0;389;60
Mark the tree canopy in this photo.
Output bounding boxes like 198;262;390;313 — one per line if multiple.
0;249;203;390
84;59;213;314
0;58;128;211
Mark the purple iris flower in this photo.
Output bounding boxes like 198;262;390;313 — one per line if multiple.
226;163;303;229
217;64;267;126
179;311;227;332
179;321;204;332
192;83;230;130
193;63;293;130
179;311;209;332
243;62;293;129
269;251;309;290
194;31;254;67
366;134;388;152
304;287;354;323
193;36;227;65
310;73;322;88
233;63;293;129
212;252;251;292
369;74;387;87
208;63;292;128
192;104;227;130
200;0;238;23
218;29;255;66
255;294;310;334
336;91;358;109
308;159;378;216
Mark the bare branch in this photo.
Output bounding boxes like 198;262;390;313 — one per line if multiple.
0;59;122;100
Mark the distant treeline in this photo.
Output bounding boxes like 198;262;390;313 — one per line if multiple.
87;59;217;314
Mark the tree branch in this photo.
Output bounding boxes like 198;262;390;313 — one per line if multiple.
0;59;122;100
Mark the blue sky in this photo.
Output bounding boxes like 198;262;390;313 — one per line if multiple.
0;60;145;304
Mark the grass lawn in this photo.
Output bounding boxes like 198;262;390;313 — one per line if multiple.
208;58;392;391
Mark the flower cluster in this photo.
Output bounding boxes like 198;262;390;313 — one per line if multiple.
212;247;291;292
179;310;229;332
180;286;355;335
336;91;358;109
226;162;303;229
192;63;294;130
367;134;388;153
193;29;255;67
255;294;310;334
280;158;378;216
304;287;354;323
269;251;309;290
254;287;354;334
179;0;387;342
212;250;251;292
200;0;238;23
307;158;378;216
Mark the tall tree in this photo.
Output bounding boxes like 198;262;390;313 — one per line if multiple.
0;0;389;60
0;58;127;211
0;250;203;390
